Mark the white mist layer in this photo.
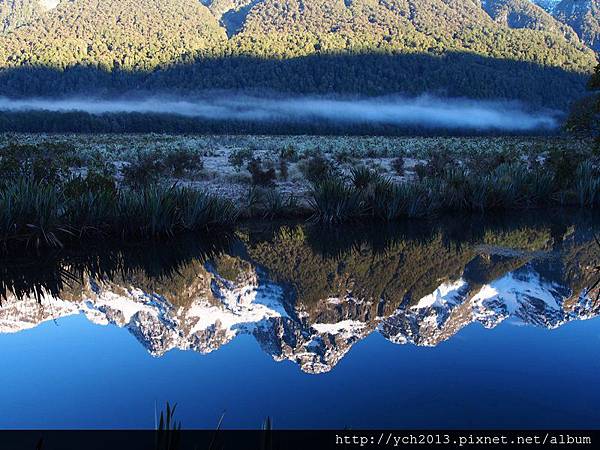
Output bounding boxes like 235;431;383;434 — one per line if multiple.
0;95;559;130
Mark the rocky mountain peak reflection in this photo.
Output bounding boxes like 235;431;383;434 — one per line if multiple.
1;217;599;374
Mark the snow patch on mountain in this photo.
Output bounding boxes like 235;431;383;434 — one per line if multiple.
39;0;59;10
312;320;366;335
529;0;562;13
471;269;565;328
411;278;468;310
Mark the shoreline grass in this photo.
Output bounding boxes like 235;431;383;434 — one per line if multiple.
308;161;600;224
0;158;599;253
0;180;239;252
1;136;599;253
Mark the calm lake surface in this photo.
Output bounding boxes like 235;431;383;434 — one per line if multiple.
1;212;599;429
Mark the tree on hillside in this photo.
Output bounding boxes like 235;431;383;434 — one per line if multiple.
588;63;600;147
589;64;600;90
566;63;600;140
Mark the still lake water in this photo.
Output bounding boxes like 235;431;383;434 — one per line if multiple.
1;212;599;429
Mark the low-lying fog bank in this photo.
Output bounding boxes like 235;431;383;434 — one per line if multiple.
0;94;559;131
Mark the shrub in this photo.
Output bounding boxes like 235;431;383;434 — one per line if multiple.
278;158;289;181
299;155;337;184
122;151;167;187
545;148;584;189
391;157;405;176
466;149;517;175
63;169;117;199
279;145;298;162
164;148;204;178
333;149;354;164
229;147;254;171
247;158;276;186
0;143;69;185
426;151;456;178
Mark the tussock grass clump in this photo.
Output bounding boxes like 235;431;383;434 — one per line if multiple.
243;187;301;219
309;177;365;224
306;157;600;224
0;179;66;249
180;189;239;229
0;179;238;252
575;162;600;207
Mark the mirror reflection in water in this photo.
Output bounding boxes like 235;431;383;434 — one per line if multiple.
1;211;599;428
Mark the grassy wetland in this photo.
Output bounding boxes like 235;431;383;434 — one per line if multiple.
0;133;598;253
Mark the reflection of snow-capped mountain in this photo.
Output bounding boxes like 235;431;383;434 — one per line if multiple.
381;262;599;347
0;258;598;374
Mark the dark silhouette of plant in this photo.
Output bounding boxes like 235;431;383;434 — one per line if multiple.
247;158;276;186
299;154;337;184
278;158;289;181
155;402;181;450
122;151;167;187
228;148;254;171
391;157;405;176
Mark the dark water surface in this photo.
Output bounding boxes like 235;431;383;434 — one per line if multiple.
1;212;599;429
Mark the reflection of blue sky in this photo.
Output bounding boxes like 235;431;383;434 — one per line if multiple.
1;315;599;429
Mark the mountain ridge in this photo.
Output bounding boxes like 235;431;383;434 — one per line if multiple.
0;0;595;71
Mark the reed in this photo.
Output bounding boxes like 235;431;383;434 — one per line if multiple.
575;161;600;207
308;177;365;224
306;160;600;224
0;179;239;252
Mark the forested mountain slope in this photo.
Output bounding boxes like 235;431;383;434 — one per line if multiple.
0;0;597;112
0;0;42;32
0;0;595;70
484;0;579;41
0;0;227;69
555;0;600;51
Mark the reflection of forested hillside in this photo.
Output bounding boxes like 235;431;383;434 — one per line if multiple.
242;222;555;321
2;213;599;313
1;213;599;373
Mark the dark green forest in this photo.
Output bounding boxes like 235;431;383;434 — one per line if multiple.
0;52;591;133
0;0;597;133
